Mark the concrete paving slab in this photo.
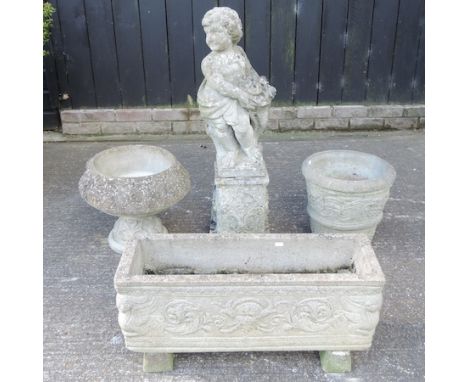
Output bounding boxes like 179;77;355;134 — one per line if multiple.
44;130;424;381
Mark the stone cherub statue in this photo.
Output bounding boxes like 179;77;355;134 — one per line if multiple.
197;7;276;171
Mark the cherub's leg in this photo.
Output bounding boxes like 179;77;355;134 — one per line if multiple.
206;119;240;168
231;110;262;162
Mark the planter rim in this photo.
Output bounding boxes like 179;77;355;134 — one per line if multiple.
79;144;191;216
301;150;396;193
114;233;385;289
86;144;176;180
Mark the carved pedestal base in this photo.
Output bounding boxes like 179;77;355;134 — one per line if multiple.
143;353;174;373
319;351;352;373
108;216;168;254
211;164;269;233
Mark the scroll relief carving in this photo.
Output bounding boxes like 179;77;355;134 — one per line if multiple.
111;216;167;242
217;188;268;232
116;293;383;339
308;186;389;224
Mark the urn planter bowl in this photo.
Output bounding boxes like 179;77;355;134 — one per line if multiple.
302;150;396;239
114;233;385;373
79;145;191;253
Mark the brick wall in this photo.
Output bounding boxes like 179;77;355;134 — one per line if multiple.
61;105;424;135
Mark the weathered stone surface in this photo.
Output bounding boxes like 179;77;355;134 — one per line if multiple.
269;107;296;120
143;353;174;373
60;105;424;135
100;122;136;134
189;120;206;133
78;145;191;253
115;109;152;122
419;117;425;129
62;122;101;135
195;6;275;236
368;105;404;118
320;351;352;373
350;118;385;129
403;105;425;117
266;119;279;131
60;110;82;123
152;108;188;121
115;234;384;357
333;105;367;118
197;6;275;171
280;119;315;131
136;121;171;134
188;108;202;120
109;216;168;253
44;131;425;380
302;150;396;239
384;118;419;129
212;170;269;233
173;121;206;134
315;118;349;129
81;109;116;122
296;106;332;119
172;121;189;134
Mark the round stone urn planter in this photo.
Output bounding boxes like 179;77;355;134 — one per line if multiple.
79;145;191;253
301;150;396;239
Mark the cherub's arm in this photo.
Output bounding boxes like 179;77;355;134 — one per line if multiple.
236;46;262;81
202;56;252;108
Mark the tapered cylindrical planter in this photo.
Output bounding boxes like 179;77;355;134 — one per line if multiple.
302;150;396;239
79;145;191;253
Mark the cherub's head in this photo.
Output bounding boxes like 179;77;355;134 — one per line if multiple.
202;7;243;52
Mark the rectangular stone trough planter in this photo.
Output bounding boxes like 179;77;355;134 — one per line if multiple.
114;233;385;373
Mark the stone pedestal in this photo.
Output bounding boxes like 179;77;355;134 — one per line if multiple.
211;163;269;233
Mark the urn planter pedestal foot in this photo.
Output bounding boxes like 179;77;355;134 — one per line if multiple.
143;353;174;373
319;351;352;373
108;216;168;254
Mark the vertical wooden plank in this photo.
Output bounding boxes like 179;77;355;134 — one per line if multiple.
412;2;425;103
219;0;245;49
245;0;270;78
139;0;171;105
389;0;423;102
112;0;146;107
270;0;296;104
43;41;60;110
166;0;196;105
341;0;374;103
317;0;348;104
193;0;218;89
83;0;121;107
294;0;322;104
366;0;399;103
57;0;96;108
43;49;61;130
48;0;71;109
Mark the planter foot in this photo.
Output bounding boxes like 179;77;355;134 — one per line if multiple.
319;351;351;373
108;216;168;254
143;352;174;373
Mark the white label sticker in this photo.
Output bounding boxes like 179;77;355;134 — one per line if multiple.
274;242;284;247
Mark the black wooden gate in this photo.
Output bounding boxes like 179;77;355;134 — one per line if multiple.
43;0;424;124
